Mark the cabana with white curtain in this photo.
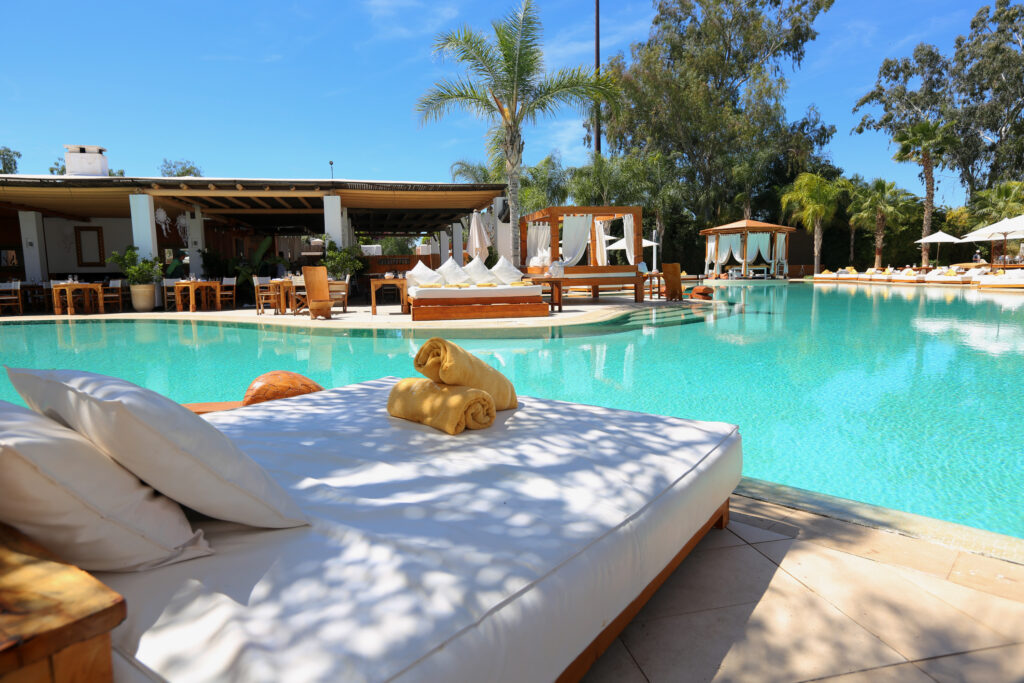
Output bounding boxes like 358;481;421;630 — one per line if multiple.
518;206;643;268
700;219;795;279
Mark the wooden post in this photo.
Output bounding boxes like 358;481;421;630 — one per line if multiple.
632;208;642;267
550;209;561;263
589;216;597;266
519;214;529;268
785;232;790;276
714;234;720;275
741;232;748;277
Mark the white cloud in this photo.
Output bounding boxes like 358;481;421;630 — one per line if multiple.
360;0;458;42
528;118;589;166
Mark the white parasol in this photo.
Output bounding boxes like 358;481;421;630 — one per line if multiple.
914;230;962;263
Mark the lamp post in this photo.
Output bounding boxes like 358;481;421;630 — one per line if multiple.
329;160;334;179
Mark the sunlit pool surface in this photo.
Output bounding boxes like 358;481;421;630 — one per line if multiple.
2;282;1022;538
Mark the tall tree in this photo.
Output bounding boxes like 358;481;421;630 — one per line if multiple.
417;0;617;262
970;181;1024;226
621;151;688;253
567;152;634;207
449;159;502;183
848;179;917;269
855;2;1024;199
839;175;869;265
602;0;833;224
160;159;202;177
520;153;569;214
781;172;842;274
892;120;952;266
0;147;21;174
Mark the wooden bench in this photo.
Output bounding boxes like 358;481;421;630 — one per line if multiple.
0;524;125;682
524;265;646;303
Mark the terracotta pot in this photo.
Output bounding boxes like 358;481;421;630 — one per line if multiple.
130;283;156;312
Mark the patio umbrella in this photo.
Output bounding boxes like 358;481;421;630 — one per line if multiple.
467;211;491;261
606;236;658;250
959;215;1024;263
914;230;961;263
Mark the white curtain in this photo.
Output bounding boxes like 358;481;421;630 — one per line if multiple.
775;233;788;276
623;214;636;265
705;235;717;273
526;222;551;261
717;234;740;266
745;233;770;263
594;220;611;266
560;214;592;266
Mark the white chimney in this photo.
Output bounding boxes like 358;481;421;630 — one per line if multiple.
63;145;109;176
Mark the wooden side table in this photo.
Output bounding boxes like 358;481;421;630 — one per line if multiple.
527;277;565;312
0;524;125;682
371;278;408;315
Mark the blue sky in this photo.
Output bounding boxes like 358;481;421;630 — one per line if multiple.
2;0;979;207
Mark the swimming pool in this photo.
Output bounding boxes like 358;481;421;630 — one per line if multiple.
1;282;1022;538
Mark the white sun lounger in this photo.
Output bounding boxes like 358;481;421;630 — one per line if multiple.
96;378;742;683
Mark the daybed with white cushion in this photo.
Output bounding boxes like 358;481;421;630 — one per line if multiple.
891;267;926;284
812;271;840;281
94;378;742;682
924;267;971;285
975;269;1024;290
405;257;550;321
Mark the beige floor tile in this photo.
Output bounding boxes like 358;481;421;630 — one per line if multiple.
812;662;935;682
892;565;1024;641
728;520;793;544
582;639;647;683
772;508;958;578
695;527;747;551
633;544;782;622
947;551;1024;603
914;643;1024;683
621;569;904;683
729;496;796;525
755;540;1011;661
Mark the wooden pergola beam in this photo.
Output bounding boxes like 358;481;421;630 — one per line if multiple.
146;189;325;197
274;197;291;209
203;209;323;215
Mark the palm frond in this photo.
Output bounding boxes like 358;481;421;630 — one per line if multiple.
522;67;620;125
433;26;503;85
416;77;498;124
492;0;545;116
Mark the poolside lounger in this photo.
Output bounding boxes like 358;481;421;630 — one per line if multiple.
869;267;895;282
924;268;971;285
94;378;742;682
890;267;926;284
812;270;839;281
976;269;1024;290
835;267;860;282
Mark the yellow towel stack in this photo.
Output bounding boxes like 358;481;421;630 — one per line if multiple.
386;338;517;435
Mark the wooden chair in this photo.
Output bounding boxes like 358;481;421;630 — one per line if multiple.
0;281;23;315
253;276;276;315
291;275;308;316
663;263;684;301
301;266;332;320
102;279;124;312
219;277;236;309
328;274;349;313
162;278;180;311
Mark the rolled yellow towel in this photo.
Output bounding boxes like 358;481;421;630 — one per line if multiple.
414;337;518;410
387;378;495;435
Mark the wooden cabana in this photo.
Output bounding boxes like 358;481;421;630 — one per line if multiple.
518;205;643;267
699;219;796;278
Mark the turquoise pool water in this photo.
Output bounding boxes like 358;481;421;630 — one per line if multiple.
1;282;1022;538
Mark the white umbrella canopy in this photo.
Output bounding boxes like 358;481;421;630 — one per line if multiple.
914;230;962;244
607;237;658;250
960;215;1024;242
466;211;491;261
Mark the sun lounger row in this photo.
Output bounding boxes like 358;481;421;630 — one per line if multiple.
813;265;1021;287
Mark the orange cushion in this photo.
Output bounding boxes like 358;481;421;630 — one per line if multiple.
242;371;324;406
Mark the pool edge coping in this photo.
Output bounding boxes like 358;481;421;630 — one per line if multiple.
736;476;1024;566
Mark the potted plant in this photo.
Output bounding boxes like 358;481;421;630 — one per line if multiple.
320;238;365;280
108;246;163;312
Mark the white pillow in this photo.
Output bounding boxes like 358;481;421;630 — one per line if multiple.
528;247;552;268
0;400;211;571
491;255;525;284
406;260;443;288
463;256;502;285
6;368;308;530
436;257;473;285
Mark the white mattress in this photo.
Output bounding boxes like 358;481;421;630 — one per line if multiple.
408;284;543;299
96;378;741;683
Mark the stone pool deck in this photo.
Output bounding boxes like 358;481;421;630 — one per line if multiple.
586;494;1024;683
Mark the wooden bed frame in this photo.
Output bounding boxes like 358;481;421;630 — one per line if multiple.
407;293;550;321
525;265;646;303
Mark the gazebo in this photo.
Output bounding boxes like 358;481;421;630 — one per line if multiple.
518;205;643;268
700;219;795;278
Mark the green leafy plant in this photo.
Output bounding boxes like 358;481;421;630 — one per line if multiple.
107;246;163;285
321;239;365;279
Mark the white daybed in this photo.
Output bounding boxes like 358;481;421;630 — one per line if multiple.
406;284;549;321
96;378;742;683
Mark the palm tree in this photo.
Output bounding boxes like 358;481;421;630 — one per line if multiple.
848;179;917;269
893;121;951;266
970;181;1024;260
449;159;502;184
417;0;618;262
781;173;842;274
838;175;869;265
520;153;569;214
621;151;686;253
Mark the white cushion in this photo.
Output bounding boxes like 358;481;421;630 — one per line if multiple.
6;368;308;529
436;258;473;285
0;400;210;571
527;247;552;268
462;256;503;285
406;261;444;288
491;255;525;284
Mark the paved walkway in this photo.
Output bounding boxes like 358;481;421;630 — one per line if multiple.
585;495;1024;683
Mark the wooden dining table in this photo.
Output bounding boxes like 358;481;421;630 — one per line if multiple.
52;282;104;315
174;281;222;312
268;279;296;314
